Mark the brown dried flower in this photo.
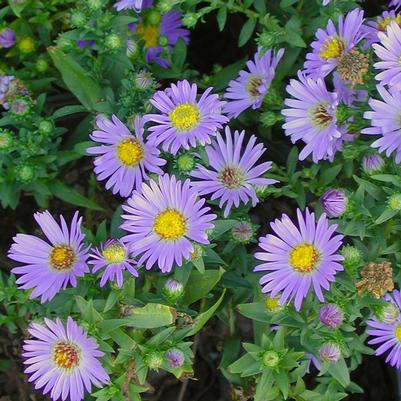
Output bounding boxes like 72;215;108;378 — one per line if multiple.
355;261;394;298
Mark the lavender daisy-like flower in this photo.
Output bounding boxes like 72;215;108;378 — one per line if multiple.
282;71;346;163
304;9;367;84
367;289;401;368
23;317;109;401
8;211;89;303
363;10;401;48
319;304;343;329
373;21;401;89
333;72;367;107
0;28;15;48
87;115;165;197
224;48;284;118
114;0;144;11
145;80;228;155
390;0;401;10
254;208;344;311
121;174;216;273
191;126;277;217
89;239;138;288
320;189;348;218
362;85;401;163
129;6;189;68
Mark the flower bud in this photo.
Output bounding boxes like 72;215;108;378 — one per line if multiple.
260;111;281;127
18;37;35;54
163;279;184;303
145;351;164;370
147;10;161;25
0;28;15;49
376;302;399;324
158;35;169;47
87;0;103;11
362;154;384;175
127;38;138;57
257;32;276;48
134;71;153;89
340;245;362;271
231;221;254;244
264;295;283;313
15;164;35;183
36;58;49;73
0;129;14;151
182;13;198;28
105;34;121;50
165;348;184;368
70;11;87;28
320;189;348;218
176;153;195;174
38;120;53;135
388;193;401;211
318;343;341;363
262;350;280;368
189;243;203;262
319;304;343;329
10;97;31;117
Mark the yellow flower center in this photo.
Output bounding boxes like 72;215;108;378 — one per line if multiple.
395;324;401;342
246;75;263;98
169;103;200;132
102;242;126;264
265;296;281;312
153;209;187;241
53;341;80;369
50;245;75;271
319;36;346;60
289;243;319;273
116;138;144;167
219;166;245;189
136;22;159;48
377;15;401;32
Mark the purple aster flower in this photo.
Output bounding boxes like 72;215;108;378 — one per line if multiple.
320;189;348;218
224;48;284;118
0;75;14;109
144;80;228;155
322;0;330;5
362;154;385;174
319;343;341;363
367;289;401;368
190;126;277;217
390;0;401;10
232;221;254;243
165;348;185;368
0;28;15;48
8;211;89;303
254;208;344;311
23;317;109;401
87;115;166;198
377;301;400;324
305;353;321;373
89;239;138;288
319;303;343;328
362;85;401;163
121;174;216;273
129;8;189;68
373;21;401;89
114;0;143;11
304;9;366;84
163;279;184;302
76;39;95;48
282;71;347;163
333;72;367;107
362;11;401;48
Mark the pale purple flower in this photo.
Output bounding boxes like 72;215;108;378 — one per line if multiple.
282;71;346;163
333;72;367;107
191;126;277;217
362;154;385;174
0;75;15;109
319;343;341;363
232;221;254;243
320;189;348;218
87;115;166;198
224;48;284;118
129;7;189;68
89;239;138;287
144;80;228;155
254;208;344;311
319;304;343;328
0;28;15;48
362;85;401;163
23;317;109;401
114;0;143;11
367;289;401;368
304;9;365;79
8;211;89;303
322;0;330;5
373;21;401;89
121;174;216;273
362;11;401;48
165;349;185;368
390;0;401;10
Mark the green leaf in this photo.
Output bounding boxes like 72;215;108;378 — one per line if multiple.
254;370;274;401
275;371;289;399
210;219;238;240
238;18;257;47
48;180;104;211
228;353;256;374
209;59;247;91
52;105;87;119
172;38;187;69
183;267;224;304
186;290;226;336
375;209;398;225
103;290;121;313
280;0;298;7
216;7;227;31
124;303;176;329
237;302;272;323
48;47;103;110
254;0;266;14
327;357;350;387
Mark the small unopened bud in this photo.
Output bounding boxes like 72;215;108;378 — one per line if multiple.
158;35;169;47
340;245;362;271
145;351;164;370
362;154;384;175
376;302;399;324
36;58;49;73
231;221;254;244
38;120;53;135
176;153;195;173
165;348;184;368
163;279;184;303
319;304;343;329
264;295;283;313
0;129;13;151
388;193;401;211
320;189;348;218
182;13;198;28
71;11;87;27
319;343;341;363
15;164;35;183
262;350;280;368
18;37;35;54
105;34;121;50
